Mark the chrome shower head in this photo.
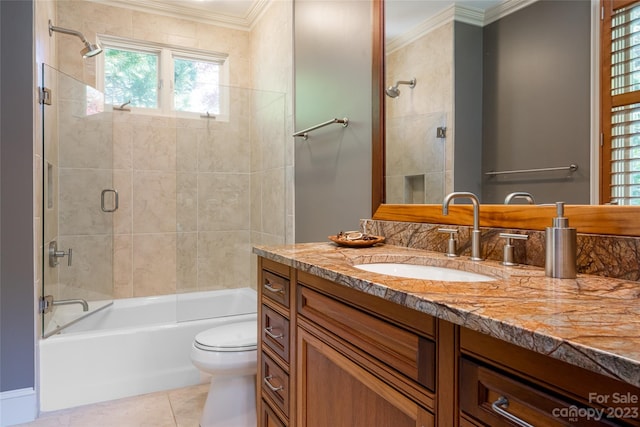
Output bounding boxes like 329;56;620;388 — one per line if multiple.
385;86;401;98
49;20;103;58
81;42;103;58
385;78;416;98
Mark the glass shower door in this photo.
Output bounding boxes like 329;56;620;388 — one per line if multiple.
42;65;114;337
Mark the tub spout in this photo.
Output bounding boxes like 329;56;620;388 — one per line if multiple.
52;298;89;312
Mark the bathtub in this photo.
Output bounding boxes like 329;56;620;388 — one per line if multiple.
39;288;257;412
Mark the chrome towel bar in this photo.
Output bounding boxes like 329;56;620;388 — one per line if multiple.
485;163;578;176
293;117;348;140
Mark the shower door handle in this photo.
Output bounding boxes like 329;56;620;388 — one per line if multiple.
101;189;119;213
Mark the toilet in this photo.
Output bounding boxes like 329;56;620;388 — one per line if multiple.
190;320;257;427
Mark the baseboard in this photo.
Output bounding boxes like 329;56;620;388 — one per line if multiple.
0;388;37;427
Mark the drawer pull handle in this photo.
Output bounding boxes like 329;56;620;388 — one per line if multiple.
264;326;284;340
264;281;284;294
491;396;534;427
264;375;284;392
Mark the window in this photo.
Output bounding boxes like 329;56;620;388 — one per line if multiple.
602;0;640;205
104;47;158;109
97;36;228;118
173;56;221;114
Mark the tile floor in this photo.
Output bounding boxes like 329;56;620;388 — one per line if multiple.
14;383;208;427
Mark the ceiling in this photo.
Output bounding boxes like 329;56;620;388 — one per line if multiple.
97;0;530;32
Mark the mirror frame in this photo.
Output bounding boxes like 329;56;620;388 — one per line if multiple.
370;0;640;237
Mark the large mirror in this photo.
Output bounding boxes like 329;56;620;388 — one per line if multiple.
381;0;593;206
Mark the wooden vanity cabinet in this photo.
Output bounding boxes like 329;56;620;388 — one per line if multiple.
258;258;296;427
295;270;436;427
257;256;640;427
459;328;640;427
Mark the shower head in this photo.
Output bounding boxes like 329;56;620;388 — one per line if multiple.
49;20;103;58
385;78;416;98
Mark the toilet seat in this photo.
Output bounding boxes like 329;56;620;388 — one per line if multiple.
194;320;257;352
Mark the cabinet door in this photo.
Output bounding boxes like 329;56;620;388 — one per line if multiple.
261;399;287;427
297;327;434;427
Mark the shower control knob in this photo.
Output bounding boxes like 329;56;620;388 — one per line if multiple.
49;241;73;267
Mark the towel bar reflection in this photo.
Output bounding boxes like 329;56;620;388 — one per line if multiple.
485;164;578;176
293;117;349;140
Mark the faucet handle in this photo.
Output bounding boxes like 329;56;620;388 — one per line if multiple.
438;228;459;257
498;233;528;266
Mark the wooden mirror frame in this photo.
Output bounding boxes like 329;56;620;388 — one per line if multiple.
370;0;640;237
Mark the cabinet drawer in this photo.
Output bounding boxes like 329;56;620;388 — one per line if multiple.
262;304;290;363
460;358;622;426
261;352;290;418
262;269;290;309
298;285;435;391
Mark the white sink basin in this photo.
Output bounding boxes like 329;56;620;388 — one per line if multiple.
353;263;495;282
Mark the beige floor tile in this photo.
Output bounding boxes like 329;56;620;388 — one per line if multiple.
168;383;208;427
16;384;207;427
66;392;175;427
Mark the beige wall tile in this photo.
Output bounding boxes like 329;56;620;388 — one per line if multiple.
113;170;132;234
198;173;250;231
197;231;251;290
176;127;200;172
113;234;133;299
132;171;177;233
113;121;133;170
132;122;176;172
132;233;176;297
58;108;112;170
198;126;250;173
250;172;262;232
262;167;285;237
176;232;197;293
59;168;113;235
177;173;197;232
58;235;113;301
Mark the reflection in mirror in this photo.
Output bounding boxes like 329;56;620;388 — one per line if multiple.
383;0;592;205
384;2;454;204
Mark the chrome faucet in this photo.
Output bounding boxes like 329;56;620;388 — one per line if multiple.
504;191;536;205
52;298;89;312
442;192;483;261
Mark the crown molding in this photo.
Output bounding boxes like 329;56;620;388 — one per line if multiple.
89;0;271;31
483;0;538;25
386;0;539;55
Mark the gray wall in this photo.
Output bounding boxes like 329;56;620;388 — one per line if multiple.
0;0;36;392
294;0;372;242
482;0;591;204
454;22;483;196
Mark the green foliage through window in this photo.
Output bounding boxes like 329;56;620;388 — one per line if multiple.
104;48;158;108
174;58;220;114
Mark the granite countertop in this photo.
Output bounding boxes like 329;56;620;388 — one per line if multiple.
253;242;640;388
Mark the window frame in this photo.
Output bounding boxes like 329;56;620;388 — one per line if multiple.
600;0;640;204
96;35;229;120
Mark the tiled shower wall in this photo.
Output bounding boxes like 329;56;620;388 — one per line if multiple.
385;21;453;204
43;0;292;301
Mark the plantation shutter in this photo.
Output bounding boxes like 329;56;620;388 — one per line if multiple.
604;0;640;205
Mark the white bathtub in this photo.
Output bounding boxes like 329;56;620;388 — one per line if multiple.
39;288;257;412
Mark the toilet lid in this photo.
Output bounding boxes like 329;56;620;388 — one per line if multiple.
194;321;257;352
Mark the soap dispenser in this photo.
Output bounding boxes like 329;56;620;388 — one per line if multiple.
545;202;577;278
